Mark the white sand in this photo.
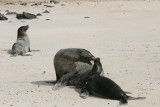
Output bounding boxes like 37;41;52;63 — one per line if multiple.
0;0;50;3
0;1;160;107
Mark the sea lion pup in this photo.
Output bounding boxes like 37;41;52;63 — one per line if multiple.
80;58;146;104
53;48;104;90
11;25;31;56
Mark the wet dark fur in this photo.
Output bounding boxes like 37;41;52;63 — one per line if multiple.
81;58;146;104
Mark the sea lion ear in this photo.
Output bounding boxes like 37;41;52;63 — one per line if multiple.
22;27;25;31
78;49;90;56
18;26;23;33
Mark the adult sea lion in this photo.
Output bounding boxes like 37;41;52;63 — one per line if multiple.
53;48;104;90
80;58;146;104
12;25;31;56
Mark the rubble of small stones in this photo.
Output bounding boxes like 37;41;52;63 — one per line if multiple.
43;10;50;13
50;0;59;4
31;2;42;6
44;5;54;8
1;0;62;21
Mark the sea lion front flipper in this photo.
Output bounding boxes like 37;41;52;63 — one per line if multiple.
127;96;146;100
53;70;77;90
80;88;89;99
29;47;31;52
21;52;24;56
124;91;132;94
52;80;67;91
119;97;128;105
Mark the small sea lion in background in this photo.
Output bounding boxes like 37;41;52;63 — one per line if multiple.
80;58;146;105
53;48;104;90
11;25;31;56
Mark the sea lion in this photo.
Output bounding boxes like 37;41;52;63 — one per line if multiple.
80;58;146;104
11;25;31;56
53;48;104;90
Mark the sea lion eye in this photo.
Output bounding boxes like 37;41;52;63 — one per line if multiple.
77;49;82;55
79;51;82;54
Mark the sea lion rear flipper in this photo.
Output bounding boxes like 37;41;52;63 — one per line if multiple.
127;96;146;100
124;91;132;94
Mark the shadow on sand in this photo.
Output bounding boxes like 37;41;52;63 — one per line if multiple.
2;49;40;56
2;49;13;54
2;49;40;54
31;80;56;86
70;86;110;100
32;80;111;101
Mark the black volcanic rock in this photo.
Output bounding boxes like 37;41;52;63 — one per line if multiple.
36;13;42;16
16;12;37;19
0;13;8;20
43;10;50;13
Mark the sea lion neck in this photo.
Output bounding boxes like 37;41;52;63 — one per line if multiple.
17;32;27;38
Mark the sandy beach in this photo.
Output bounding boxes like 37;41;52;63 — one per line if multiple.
0;0;160;107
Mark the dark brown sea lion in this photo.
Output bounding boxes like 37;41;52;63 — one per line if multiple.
11;25;31;56
53;48;104;90
80;58;146;105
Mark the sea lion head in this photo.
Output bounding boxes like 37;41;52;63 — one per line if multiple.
91;57;102;75
94;57;100;64
17;25;29;37
84;57;103;80
77;49;96;65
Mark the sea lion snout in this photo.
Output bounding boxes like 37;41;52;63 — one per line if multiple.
18;25;29;34
92;56;97;61
24;25;29;31
26;25;29;28
82;57;96;65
